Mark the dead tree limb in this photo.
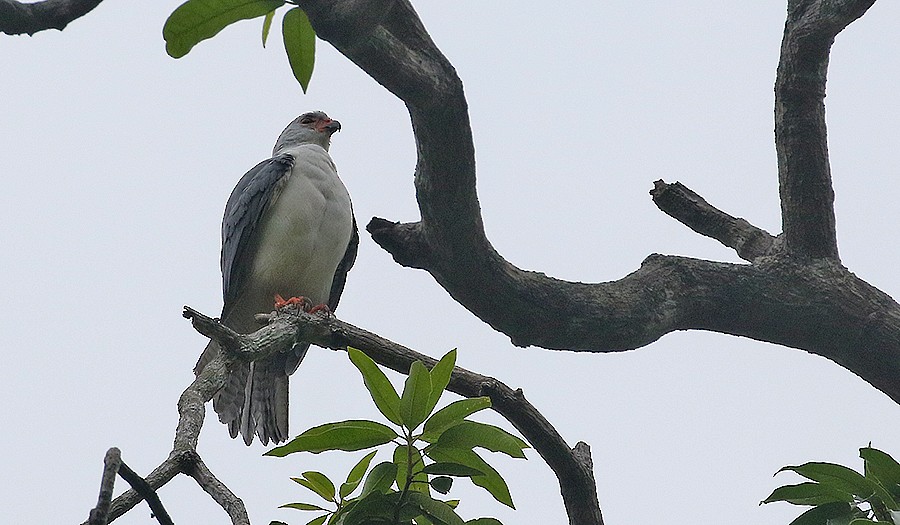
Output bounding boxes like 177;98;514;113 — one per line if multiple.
650;180;776;262
80;342;250;525
116;461;174;525
0;0;104;36
295;0;899;406
87;448;121;525
775;0;876;259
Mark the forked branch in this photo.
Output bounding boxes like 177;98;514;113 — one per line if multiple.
187;306;605;525
87;304;605;524
297;0;900;408
80;331;250;525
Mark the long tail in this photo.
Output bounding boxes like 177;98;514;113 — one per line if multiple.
195;340;308;445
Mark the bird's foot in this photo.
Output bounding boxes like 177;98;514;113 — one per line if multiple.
274;294;312;311
308;303;333;317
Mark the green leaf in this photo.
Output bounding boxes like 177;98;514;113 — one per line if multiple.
401;361;433;430
301;471;336;502
304;516;328;525
163;0;284;58
861;447;900;498
360;462;398;497
848;519;880;525
426;445;514;508
406;492;465;525
422;398;491;441
280;502;328;511
340;450;378;499
434;421;528;459
342;493;397;525
261;9;275;47
465;519;503;525
430;476;453;494
348;348;402;426
282;7;316;93
425;350;456;416
781;462;899;510
421;462;484;477
786;502;854;525
265;420;398;456
395;495;424;523
761;482;855;506
292;478;329;502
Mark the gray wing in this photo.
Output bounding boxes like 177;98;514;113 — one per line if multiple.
220;153;294;314
327;213;359;311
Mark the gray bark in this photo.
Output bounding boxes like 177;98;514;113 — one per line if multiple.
0;0;104;36
292;0;899;410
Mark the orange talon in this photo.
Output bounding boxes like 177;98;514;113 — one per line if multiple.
308;303;332;316
274;294;310;310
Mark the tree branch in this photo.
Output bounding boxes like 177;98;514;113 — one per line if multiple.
650;180;776;261
0;0;104;36
775;0;876;259
182;453;250;523
116;460;174;525
295;0;900;409
88;448;121;525
183;306;606;525
81;331;251;525
87;303;608;524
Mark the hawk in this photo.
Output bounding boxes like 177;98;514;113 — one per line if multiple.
195;111;357;445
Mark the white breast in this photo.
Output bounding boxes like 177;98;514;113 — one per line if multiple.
248;144;352;307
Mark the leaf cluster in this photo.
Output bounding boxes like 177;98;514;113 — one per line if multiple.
762;447;900;525
266;349;529;525
163;0;316;92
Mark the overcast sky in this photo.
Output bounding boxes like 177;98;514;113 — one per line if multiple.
4;1;900;524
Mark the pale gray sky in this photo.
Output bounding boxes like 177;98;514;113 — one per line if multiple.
4;1;900;524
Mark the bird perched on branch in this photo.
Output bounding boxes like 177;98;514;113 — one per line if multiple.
195;111;358;445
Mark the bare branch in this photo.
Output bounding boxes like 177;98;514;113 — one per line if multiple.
0;0;104;36
184;305;606;525
86;457;180;525
184;305;295;364
775;0;876;259
87;448;121;525
650;180;776;261
295;0;900;410
80;341;250;524
116;461;174;525
183;453;250;525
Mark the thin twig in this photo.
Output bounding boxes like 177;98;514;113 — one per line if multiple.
117;461;174;525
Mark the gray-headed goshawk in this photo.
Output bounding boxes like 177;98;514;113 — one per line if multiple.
195;111;357;445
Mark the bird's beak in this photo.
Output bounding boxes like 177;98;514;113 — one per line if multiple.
319;119;341;134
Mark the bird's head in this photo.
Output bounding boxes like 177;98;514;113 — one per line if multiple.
273;111;342;154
